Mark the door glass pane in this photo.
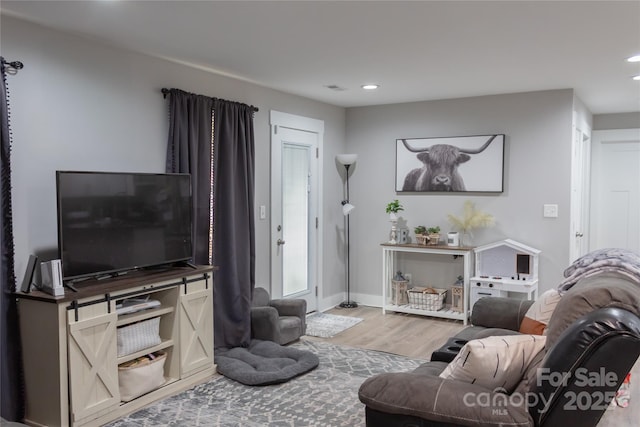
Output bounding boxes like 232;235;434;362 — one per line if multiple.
282;144;309;297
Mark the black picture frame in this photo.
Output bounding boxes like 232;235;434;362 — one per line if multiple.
396;134;505;193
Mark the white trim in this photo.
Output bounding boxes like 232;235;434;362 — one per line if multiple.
271;110;325;134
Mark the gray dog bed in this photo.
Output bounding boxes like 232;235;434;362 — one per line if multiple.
215;339;319;385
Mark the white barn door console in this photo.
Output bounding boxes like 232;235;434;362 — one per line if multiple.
17;265;215;427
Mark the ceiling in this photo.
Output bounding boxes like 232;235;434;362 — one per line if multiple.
2;1;640;114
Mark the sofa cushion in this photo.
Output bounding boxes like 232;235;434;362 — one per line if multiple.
439;334;547;393
546;271;640;349
471;297;534;331
412;360;449;376
359;371;533;426
519;289;561;335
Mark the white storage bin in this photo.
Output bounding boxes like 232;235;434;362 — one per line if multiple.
118;351;167;402
117;317;161;357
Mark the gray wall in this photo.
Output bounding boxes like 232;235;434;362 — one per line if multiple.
2;15;605;310
345;90;575;304
593;112;640;130
2;16;347;307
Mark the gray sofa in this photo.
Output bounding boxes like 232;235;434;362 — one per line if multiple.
359;270;640;427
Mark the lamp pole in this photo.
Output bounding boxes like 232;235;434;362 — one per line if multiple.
340;163;357;308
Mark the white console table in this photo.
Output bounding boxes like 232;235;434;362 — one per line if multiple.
381;243;473;325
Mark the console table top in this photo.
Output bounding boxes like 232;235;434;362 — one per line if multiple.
380;243;474;251
15;265;216;304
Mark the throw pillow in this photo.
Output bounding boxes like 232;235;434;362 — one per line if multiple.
439;334;547;393
519;289;561;335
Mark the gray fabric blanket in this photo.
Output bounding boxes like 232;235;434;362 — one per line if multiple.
215;339;319;386
558;248;640;293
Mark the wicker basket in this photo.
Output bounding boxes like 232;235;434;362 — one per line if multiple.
416;235;429;246
117;317;161;357
118;351;167;402
407;287;446;311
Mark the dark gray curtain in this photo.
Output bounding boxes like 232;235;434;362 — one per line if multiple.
166;89;214;264
165;89;255;349
211;99;255;349
0;58;24;421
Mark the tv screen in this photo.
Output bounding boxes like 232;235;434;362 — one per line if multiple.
56;171;193;282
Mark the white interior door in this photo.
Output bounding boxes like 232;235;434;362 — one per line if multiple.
590;129;640;252
270;111;323;312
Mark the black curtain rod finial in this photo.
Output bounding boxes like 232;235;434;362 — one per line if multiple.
1;58;24;71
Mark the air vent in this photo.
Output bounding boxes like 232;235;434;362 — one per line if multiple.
325;84;347;92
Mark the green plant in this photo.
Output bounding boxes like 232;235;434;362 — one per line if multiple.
414;225;427;235
385;199;404;214
427;226;441;234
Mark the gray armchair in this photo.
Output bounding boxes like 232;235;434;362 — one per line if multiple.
250;287;306;345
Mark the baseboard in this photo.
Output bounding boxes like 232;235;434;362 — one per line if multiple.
317;292;382;312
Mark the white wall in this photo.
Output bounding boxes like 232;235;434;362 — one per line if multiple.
345;90;575;303
2;16;347;306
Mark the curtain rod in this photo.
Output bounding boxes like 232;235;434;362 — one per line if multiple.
161;88;259;112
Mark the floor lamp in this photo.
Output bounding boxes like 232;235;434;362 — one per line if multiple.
337;154;357;308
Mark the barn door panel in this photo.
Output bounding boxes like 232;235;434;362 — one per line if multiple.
67;310;119;423
179;282;213;376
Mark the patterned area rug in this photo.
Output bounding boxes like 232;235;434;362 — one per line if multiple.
305;313;363;338
107;339;421;427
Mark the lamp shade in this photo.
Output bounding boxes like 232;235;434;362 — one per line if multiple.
336;154;358;166
342;203;355;216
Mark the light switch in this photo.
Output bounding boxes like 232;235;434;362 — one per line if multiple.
543;204;558;218
259;205;266;220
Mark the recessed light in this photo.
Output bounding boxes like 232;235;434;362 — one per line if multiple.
627;55;640;63
633;75;640;81
361;84;379;90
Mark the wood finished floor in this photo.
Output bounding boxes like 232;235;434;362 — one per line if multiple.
305;305;638;427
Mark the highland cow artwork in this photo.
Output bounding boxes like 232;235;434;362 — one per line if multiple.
396;134;505;193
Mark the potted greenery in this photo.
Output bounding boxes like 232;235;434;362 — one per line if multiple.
385;199;404;220
427;226;441;245
414;225;428;245
386;199;404;244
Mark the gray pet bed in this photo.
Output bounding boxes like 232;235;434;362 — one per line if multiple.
215;339;319;385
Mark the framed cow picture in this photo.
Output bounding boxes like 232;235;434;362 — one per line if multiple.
395;134;505;193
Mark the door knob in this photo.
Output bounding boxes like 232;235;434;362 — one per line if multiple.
575;232;584;237
277;239;286;246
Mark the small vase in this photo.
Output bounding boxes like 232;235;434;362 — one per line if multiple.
459;231;469;247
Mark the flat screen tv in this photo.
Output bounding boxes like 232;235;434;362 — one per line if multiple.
56;171;193;282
